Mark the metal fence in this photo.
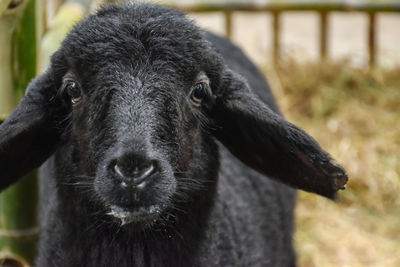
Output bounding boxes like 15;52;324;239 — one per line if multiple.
167;0;400;66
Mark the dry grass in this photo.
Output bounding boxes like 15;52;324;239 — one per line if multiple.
266;60;400;266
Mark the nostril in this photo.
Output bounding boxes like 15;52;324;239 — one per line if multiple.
140;163;155;178
114;164;126;178
112;157;157;185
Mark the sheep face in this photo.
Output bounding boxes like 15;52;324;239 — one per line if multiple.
59;70;218;227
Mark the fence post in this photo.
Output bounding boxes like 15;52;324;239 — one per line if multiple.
224;11;232;39
272;11;281;66
319;11;329;61
368;12;376;67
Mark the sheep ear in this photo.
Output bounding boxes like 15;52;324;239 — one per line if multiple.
0;71;62;191
208;69;348;199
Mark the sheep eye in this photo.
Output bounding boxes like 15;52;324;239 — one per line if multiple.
190;82;207;105
63;80;82;105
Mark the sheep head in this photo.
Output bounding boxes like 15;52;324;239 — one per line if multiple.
0;4;347;229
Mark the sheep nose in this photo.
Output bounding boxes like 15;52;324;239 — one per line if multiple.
112;153;157;186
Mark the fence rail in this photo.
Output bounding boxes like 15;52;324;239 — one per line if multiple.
167;0;400;66
168;1;400;13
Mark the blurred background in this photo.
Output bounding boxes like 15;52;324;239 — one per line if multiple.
0;0;399;266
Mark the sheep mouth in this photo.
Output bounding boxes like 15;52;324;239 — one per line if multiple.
107;204;162;226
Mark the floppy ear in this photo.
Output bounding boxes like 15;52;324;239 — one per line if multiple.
208;69;348;199
0;70;63;191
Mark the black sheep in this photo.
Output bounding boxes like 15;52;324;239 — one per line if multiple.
0;3;348;266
